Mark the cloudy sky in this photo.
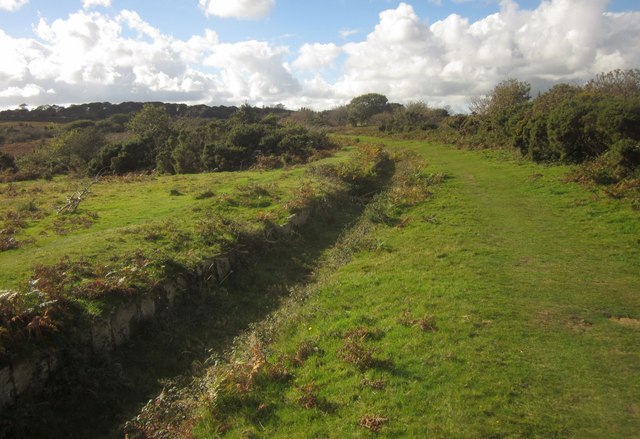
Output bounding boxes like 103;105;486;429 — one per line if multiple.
1;0;639;112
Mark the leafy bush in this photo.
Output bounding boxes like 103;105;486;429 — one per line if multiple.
0;152;16;172
609;139;640;177
88;139;152;175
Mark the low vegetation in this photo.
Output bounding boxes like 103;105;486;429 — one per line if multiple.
122;138;639;438
124;148;445;437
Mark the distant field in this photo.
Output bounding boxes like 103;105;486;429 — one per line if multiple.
0;121;56;157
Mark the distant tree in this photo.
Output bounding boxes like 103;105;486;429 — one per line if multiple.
127;104;172;149
50;127;107;173
155;136;177;174
347;93;389;126
546;95;607;162
511;84;580;160
110;139;151;174
322;105;349;127
584;68;640;99
476;79;532;139
172;140;202;174
231;103;260;124
227;123;265;150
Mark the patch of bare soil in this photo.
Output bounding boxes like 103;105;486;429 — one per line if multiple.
612;317;640;329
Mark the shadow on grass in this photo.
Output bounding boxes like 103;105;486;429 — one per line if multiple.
1;197;372;439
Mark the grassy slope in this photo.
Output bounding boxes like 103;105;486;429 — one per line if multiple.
202;139;640;438
0;150;350;290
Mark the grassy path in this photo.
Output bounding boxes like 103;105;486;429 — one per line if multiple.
389;140;640;437
192;139;639;438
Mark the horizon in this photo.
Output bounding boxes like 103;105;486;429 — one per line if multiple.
1;0;639;112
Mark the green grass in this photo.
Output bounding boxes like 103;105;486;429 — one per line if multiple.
191;139;640;437
0;148;352;290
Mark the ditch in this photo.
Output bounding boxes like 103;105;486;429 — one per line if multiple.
0;164;394;439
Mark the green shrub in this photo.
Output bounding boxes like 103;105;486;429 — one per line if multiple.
609;139;640;176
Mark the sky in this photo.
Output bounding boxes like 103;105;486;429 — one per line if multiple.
0;0;639;112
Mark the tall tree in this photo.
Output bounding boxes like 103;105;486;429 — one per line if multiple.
347;93;389;126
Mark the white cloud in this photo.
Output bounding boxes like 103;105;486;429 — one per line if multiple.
0;0;28;12
1;1;640;112
0;83;45;98
0;10;239;107
339;28;359;39
199;0;275;20
293;43;342;71
327;0;640;111
204;40;300;102
82;0;111;9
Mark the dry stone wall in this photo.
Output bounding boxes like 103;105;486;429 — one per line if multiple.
0;207;313;410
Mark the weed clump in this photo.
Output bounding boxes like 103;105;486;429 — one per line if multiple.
399;309;438;332
361;378;387;390
341;339;377;370
291;339;320;366
358;414;389;432
195;190;215;200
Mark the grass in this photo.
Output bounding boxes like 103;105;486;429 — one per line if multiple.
0;148;353;291
185;138;639;438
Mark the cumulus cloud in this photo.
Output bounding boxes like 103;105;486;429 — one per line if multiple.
293;43;342;71
0;9;295;108
0;0;28;12
199;0;275;20
1;1;640;111
204;40;300;101
0;84;48;98
328;0;640;111
82;0;111;9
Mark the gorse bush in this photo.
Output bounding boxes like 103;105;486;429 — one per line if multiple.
429;68;640;192
6;103;337;181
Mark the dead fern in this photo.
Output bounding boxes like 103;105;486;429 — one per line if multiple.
359;414;389;432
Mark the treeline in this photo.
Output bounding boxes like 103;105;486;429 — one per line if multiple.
0;102;285;122
2;68;638;186
0;104;334;180
325;69;640;188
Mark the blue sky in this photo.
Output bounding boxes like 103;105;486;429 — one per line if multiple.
1;0;639;111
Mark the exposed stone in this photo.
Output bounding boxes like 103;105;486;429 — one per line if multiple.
139;297;156;320
163;282;178;305
111;302;137;346
46;352;59;375
216;257;232;281
1;199;320;411
201;259;218;283
91;318;113;354
12;360;36;396
279;222;292;235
